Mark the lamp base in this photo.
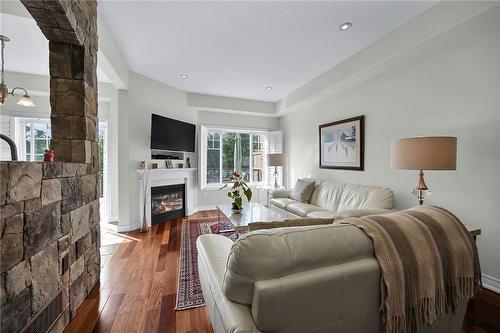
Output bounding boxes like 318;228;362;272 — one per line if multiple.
413;170;429;205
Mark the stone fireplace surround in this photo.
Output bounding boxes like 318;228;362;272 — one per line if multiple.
1;1;100;332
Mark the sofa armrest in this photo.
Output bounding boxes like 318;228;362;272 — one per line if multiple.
334;208;393;219
269;188;292;199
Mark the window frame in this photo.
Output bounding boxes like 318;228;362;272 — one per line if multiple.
19;118;51;162
200;125;270;190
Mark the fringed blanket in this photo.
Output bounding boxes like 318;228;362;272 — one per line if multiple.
342;205;481;333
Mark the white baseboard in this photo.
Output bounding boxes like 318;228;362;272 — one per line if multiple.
116;224;140;233
482;274;500;294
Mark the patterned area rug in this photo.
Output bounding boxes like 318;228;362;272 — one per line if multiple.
175;217;243;310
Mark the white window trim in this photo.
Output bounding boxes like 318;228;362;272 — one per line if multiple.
17;117;51;162
200;125;273;190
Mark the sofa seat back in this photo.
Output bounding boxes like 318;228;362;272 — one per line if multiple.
308;180;345;211
338;183;395;210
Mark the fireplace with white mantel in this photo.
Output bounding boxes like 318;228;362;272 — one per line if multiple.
137;168;197;227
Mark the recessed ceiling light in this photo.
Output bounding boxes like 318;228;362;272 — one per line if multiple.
180;74;188;79
266;86;272;91
339;22;352;31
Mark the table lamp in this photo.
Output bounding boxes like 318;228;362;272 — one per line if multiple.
391;136;457;205
267;153;284;189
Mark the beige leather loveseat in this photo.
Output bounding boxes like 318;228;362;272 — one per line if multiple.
270;178;394;219
197;223;468;333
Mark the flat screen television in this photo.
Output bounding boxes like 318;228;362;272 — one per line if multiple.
150;114;196;152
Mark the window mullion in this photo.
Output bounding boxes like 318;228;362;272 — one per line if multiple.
219;133;223;184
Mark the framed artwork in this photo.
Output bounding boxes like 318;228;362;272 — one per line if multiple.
319;115;364;170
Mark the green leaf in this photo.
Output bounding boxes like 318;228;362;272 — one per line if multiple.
243;188;252;202
235;197;242;209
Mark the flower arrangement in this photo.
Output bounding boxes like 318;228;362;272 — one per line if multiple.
220;172;252;213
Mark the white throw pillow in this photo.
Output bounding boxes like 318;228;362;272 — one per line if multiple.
290;179;316;203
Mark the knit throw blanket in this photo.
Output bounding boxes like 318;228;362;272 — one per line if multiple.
342;206;481;333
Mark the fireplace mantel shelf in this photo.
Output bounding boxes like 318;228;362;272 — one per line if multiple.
137;168;197;227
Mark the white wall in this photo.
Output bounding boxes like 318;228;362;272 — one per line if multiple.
280;7;500;280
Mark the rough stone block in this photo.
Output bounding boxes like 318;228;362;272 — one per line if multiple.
51;78;85;116
70;140;91;164
51;138;72;162
0;288;30;333
6;162;42;203
1;213;23;273
61;212;71;236
82;175;97;204
0;201;24;220
41;178;62;206
30;242;59;314
85;117;97;142
49;42;72;79
24;198;42;212
58;234;70;254
51;114;72;139
60;251;69;276
43;162;64;179
69;275;86;316
61;163;79;177
5;260;32;299
71;116;87;140
84;247;99;292
0;163;8;205
24;6;58;27
91;141;99;173
60;177;83;213
76;163;87;176
70;203;90;242
24;202;61;258
70;255;84;284
89;199;100;226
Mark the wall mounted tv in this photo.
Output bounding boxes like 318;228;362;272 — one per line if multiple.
150;114;196;152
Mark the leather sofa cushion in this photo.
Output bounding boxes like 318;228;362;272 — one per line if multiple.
338;184;394;210
222;223;374;305
290;179;316;203
287;202;325;217
306;210;336;219
248;218;333;231
309;181;345;211
269;198;296;210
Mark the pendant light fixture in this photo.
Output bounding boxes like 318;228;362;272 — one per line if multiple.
0;35;36;107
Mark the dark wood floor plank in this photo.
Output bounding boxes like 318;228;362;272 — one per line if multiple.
159;294;176;333
92;293;125;333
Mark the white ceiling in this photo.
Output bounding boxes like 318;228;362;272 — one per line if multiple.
99;1;436;102
0;13;110;83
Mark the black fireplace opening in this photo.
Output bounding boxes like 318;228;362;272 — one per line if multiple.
151;184;185;224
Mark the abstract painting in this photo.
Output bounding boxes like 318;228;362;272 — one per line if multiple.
319;115;364;170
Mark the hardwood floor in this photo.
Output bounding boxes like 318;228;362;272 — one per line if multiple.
64;210;500;333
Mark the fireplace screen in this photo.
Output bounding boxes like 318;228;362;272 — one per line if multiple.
151;184;185;224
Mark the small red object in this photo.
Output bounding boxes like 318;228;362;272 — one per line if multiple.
44;149;55;162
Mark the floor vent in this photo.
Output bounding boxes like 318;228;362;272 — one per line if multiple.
21;291;63;333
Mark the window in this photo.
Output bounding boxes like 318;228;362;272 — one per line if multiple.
201;126;275;188
24;120;51;162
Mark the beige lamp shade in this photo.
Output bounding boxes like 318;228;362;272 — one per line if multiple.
391;136;457;170
267;153;284;166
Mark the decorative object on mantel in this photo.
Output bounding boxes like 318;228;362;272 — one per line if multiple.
166;160;174;169
140;169;152;232
319;115;364;170
43;149;54;162
267;153;284;188
152;162;159;169
391;136;457;205
186;157;191;168
178;163;184;168
0;35;36;107
219;172;252;213
139;161;146;169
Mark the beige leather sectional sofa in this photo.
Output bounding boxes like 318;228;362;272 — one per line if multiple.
197;222;468;333
270;178;395;219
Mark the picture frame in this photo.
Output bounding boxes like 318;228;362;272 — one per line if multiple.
319;115;364;170
165;160;174;169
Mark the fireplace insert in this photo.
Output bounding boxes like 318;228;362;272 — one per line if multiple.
151;184;185;224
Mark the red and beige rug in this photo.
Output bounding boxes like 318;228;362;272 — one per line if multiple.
175;217;242;310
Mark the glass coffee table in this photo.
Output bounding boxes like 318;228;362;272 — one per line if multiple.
217;202;297;238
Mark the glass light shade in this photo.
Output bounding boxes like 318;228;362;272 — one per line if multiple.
17;94;36;107
0;83;7;105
